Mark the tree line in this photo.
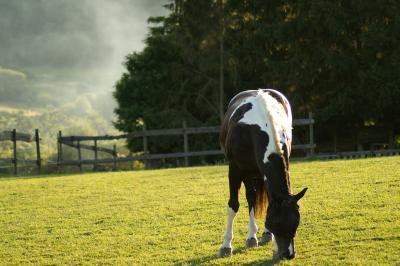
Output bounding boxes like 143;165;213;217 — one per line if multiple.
114;0;400;153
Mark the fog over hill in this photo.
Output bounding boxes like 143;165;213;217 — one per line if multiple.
0;0;168;122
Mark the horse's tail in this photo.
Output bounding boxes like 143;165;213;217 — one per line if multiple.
254;178;268;219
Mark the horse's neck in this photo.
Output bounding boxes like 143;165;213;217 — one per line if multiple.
266;154;291;202
269;180;291;202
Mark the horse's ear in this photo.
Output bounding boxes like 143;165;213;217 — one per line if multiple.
292;187;308;202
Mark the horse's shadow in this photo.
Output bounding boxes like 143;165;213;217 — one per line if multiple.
180;247;278;265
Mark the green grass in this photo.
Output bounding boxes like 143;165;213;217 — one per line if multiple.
0;157;399;265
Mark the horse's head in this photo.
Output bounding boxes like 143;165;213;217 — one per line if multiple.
265;188;307;260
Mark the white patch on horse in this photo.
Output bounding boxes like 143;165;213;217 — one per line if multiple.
288;241;294;257
240;91;288;162
247;207;258;240
221;206;237;248
271;234;278;253
234;96;273;162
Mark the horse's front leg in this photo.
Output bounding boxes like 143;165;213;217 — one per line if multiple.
219;164;241;257
259;228;273;246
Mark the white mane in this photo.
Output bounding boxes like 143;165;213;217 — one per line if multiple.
257;90;285;156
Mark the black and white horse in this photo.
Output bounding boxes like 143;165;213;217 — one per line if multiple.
219;89;307;260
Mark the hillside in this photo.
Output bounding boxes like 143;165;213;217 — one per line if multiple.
0;106;120;166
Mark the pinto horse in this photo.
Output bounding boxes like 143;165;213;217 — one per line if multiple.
219;89;307;260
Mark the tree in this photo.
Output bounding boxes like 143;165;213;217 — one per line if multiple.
114;0;400;154
114;0;223;153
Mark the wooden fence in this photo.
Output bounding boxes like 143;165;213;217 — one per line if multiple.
0;129;41;175
57;113;316;171
317;149;400;160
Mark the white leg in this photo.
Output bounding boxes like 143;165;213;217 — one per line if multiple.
245;207;259;248
221;206;237;248
247;207;258;240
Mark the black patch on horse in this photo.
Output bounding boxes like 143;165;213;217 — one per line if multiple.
230;102;252;123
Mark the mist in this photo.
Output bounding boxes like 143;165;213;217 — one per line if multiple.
0;0;168;121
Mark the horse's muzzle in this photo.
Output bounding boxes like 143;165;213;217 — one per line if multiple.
273;250;296;260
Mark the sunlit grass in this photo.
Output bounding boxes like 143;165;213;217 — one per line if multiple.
0;157;399;265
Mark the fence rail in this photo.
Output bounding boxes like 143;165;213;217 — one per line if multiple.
0;129;41;175
58;126;221;142
317;149;400;160
57;113;315;171
62;140;116;155
0;130;34;142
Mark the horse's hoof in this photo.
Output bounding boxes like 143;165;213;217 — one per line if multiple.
246;237;258;248
259;232;272;246
273;252;281;262
218;247;233;257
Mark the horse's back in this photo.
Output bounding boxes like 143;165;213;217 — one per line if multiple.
220;89;292;167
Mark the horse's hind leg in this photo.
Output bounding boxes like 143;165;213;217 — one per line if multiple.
243;179;258;248
219;163;242;257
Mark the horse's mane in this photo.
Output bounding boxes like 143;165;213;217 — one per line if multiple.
258;90;292;195
257;90;284;156
268;153;291;195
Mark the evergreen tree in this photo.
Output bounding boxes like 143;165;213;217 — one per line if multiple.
114;0;400;154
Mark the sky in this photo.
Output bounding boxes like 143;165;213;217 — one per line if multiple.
0;0;168;120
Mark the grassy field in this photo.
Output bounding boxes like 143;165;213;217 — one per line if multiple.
0;157;399;265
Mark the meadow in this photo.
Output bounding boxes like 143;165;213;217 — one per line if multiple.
0;157;399;265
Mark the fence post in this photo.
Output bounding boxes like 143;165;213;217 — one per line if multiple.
388;127;394;149
113;144;117;171
93;139;98;171
12;129;17;176
77;140;82;172
57;131;61;172
129;150;134;170
57;130;63;171
143;124;149;169
183;121;189;166
35;129;41;174
309;112;315;157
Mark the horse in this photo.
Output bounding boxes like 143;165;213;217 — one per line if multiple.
218;89;307;260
